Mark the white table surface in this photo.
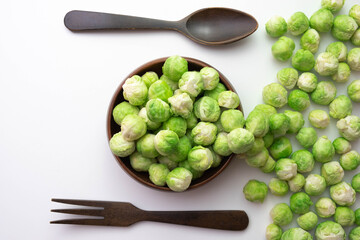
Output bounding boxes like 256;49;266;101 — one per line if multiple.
1;0;359;239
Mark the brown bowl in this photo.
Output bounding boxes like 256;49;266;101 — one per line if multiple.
107;57;243;191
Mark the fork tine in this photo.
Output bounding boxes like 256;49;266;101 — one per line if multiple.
50;218;105;226
51;198;108;207
51;208;103;217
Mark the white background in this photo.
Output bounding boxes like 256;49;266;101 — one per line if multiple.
0;0;359;239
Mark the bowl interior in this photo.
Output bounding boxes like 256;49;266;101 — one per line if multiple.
107;57;243;191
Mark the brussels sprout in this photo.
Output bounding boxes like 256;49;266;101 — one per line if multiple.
194;96;220;122
300;29;320;54
288;173;306;192
305;174;326;196
246;147;269;168
287;12;309;36
321;161;344;186
221;109;245;132
347;48;360;71
146;98;171;123
332;63;351;83
178;71;204;98
186;112;198;129
166;167;192;192
136;134;159;158
332;15;358;41
167;136;192;163
138;107;162;131
350;227;360;240
228;128;255;154
213;132;232;157
315;197;337;218
311;81;337;105
272;36;296;61
292;49;315;72
162;117;187;138
269;178;289;196
348;80;360;102
297;72;318;93
296;127;318;149
313;136;335;163
275;158;297;181
330;181;356;206
310;8;334;32
266;16;288;37
281;228;312;240
350;4;360;25
141;71;159;88
167;93;193;119
326;41;348;62
333;137;351;154
288;90;310;112
187;146;213;171
122;75;148;106
284;110;305;134
209;147;222;168
291;150;315;173
121;114;147;141
336;115;360;141
270;203;293;226
154;130;179;156
243;179;268;203
254;104;277;117
322;0;345;12
186;130;195;147
148;163;170;186
199;67;219;90
269;136;292;160
290;192;313;214
162;55;188;82
356;208;360;225
315;221;345;240
129;152;156;172
109;132;135;157
308;110;330;129
245;110;269;137
351;29;360;46
340;150;360;171
329;95;352;119
266;223;282;240
112;102;139;126
160;75;178;91
261;156;277;173
218;91;240;109
297;211;318;231
178;160;203;180
262;83;288;108
314;52;339;76
246;137;265;157
277;68;298;90
269;113;290;136
191;122;217;146
334;206;355;227
263;132;275;148
352;173;360;193
204;83;226;101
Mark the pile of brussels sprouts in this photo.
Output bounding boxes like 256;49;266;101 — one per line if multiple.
243;0;360;239
109;55;246;192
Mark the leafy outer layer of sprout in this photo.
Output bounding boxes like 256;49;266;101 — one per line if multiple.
262;83;288;108
310;8;334;32
121;114;147;141
162;117;187;138
263;132;274;148
291;150;315;173
204;83;226;101
314;52;339;76
271;36;296;61
168;93;193;119
261;156;276;173
265;15;288;37
109;132;135;157
269;178;289;196
288;173;306;192
290;192;313;214
308;110;330;129
326;41;348;62
291;49;315;72
304;174;326;196
221;109;245;132
191;122;217;146
269;113;290;136
332;62;351;83
148;80;173;102
269;136;292;160
136;134;159;158
275;158;297;181
350;227;360;240
254;104;277;118
213;132;232;156
332;15;358;41
148;163;170;186
246;137;265;157
311;81;337;105
209;147;222;168
330;181;356;206
296;127;318;149
165;167;193;192
160;75;179;91
162;55;188;82
130;152;156;172
321;0;345;12
339;150;360;171
178;160;203;180
122;75;148;106
265;223;282;240
284;110;305;134
297;72;318;93
186;112;198;129
312;136;335;163
321;161;344;186
113;102;139;126
167;136;192;163
178;71;204;98
297;211;318;231
334;206;355;227
352;173;360;193
245;110;269;137
146;98;171;123
138;107;161;131
193;96;220;122
281;228;312;240
242;179;268;203
200;67;219;90
348;80;360;102
349;4;360;25
246;147;269;168
333;137;351;154
187;146;213;171
154;130;179;156
347;48;360;71
315;221;345;240
300;29;320;54
315;197;336;218
277;68;298;90
270;203;293;226
157;157;177;173
329;95;352;119
218;91;240;109
287;90;310;112
351;29;360;46
336;115;360;141
227;128;255;154
287;12;309;36
141;71;159;88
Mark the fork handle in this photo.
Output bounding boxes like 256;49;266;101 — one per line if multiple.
142;210;249;231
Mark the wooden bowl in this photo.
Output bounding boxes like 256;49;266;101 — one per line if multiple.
106;57;243;191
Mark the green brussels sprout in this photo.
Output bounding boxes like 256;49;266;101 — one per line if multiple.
168;93;193;119
321;161;344;186
332;15;358;41
263;132;274;148
167;136;192;162
218;91;240;109
291;149;315;173
209;147;222;168
254;104;277;117
281;228;312;240
269;178;289;196
146;98;171;123
350;4;360;25
109;132;135;157
194;96;220;122
178;160;203;180
157;154;178;170
350;227;360;240
297;72;318;93
136;134;159;158
332;63;351;83
287;12;309;36
296;127;318;148
313;136;335;163
121;114;147;141
138;107;161;131
162;117;187;138
220;109;245;133
340;150;360;171
204;82;226;101
322;0;345;12
326;41;348;62
334;206;355;227
310;8;334;32
314;52;339;76
200;67;219;90
243;179;268;203
162;55;188;82
284;110;305;134
129;152;156;172
246;137;265;157
112;102;139;126
277;68;298;90
187;111;200;129
266;223;282;240
265;16;287;37
300;29;320;54
191;122;217;146
333;137;351;154
352;173;360;193
271;36;296;61
287;90;310;112
246;147;269;168
178;71;204;98
351;29;360;46
154;130;179;156
297;211;318;231
336;115;360;141
262;83;288;108
122;75;148;106
290;192;313;214
315;221;345;240
348;48;360;71
186;130;195;147
305;174;326;196
288;173;306;192
148;80;173;102
213;132;232;157
311;81;337;105
270;203;293;226
329;95;352;119
315;197;337;218
308;110;330;129
348;79;360;102
275;158;297;181
141;71;159;88
227;128;255;154
356;208;360;225
148;163;170;186
160;75;179;91
187;146;213;171
261;156;277;173
269;113;290;136
330;181;356;206
166;167;192;192
292;49;315;72
245;110;269;137
269;136;292;160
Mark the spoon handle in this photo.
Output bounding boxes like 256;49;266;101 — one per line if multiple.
64;10;178;31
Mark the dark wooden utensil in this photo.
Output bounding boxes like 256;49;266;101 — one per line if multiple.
64;8;258;45
51;198;249;231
